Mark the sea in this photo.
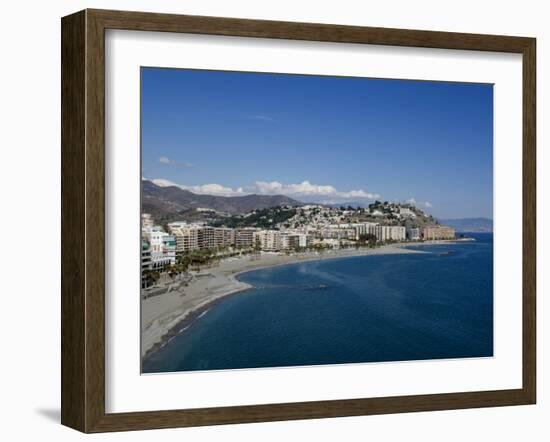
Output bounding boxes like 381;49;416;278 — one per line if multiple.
142;233;493;373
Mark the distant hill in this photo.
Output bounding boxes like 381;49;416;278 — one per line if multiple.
438;217;493;232
142;179;302;221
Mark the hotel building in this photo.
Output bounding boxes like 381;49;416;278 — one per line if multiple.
234;228;257;249
287;233;309;249
254;230;282;252
374;225;406;242
353;222;378;239
214;227;235;249
422;226;456;240
142;226;177;268
168;222;200;253
197;226;216;250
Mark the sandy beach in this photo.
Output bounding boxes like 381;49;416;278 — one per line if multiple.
141;243;439;357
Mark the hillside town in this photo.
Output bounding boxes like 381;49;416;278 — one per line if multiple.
141;201;455;288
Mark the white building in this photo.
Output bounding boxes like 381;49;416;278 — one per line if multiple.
279;233;291;251
254;230;282;251
144;227;176;267
399;208;416;218
353;222;378;239
319;227;356;240
406;226;421;240
141;213;154;229
161;235;177;265
375;225;406;242
288;233;308;249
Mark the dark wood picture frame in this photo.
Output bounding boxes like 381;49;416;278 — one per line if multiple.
61;8;536;433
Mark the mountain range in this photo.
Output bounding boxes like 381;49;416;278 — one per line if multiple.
142;179;301;219
143;179;493;232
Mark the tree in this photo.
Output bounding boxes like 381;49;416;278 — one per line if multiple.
176;254;191;273
358;233;376;243
142;269;160;287
167;265;178;279
253;237;262;255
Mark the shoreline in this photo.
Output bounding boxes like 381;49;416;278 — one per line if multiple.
141;240;466;359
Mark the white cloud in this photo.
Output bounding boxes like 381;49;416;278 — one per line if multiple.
185;183;246;197
150;178;178;187
251;180;380;200
152;179;245;197
424;201;433;208
406;197;417;205
159;156;193;168
150;178;380;201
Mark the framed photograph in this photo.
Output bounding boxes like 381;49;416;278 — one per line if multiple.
61;9;536;433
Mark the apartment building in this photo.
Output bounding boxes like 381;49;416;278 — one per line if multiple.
234;228;256;249
406;226;421;240
287;233;308;249
254;230;282;251
422;225;455;240
168;222;200;253
375;225;406;242
353;222;378;239
142;226;177;267
214;227;235;249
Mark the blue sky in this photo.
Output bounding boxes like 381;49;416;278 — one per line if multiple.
141;67;493;219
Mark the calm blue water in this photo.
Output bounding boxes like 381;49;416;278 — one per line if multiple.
143;233;493;373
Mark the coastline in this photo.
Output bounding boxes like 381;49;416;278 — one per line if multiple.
141;242;441;359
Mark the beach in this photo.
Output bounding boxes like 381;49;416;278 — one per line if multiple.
141;244;433;357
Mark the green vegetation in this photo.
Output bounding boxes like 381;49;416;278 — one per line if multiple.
142;269;160;287
212;207;297;229
357;233;378;248
154;209;220;226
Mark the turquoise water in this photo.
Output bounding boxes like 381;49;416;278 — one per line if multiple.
143;233;493;373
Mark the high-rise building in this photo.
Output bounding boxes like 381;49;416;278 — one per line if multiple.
354;222;378;239
287;233;309;249
254;230;282;251
422;226;455;240
197;226;216;250
214;227;235;249
375;225;406;242
234;228;256;249
141;240;152;271
161;235;177;265
406;226;421;240
144;227;176;267
141;240;152;288
168;222;200;253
